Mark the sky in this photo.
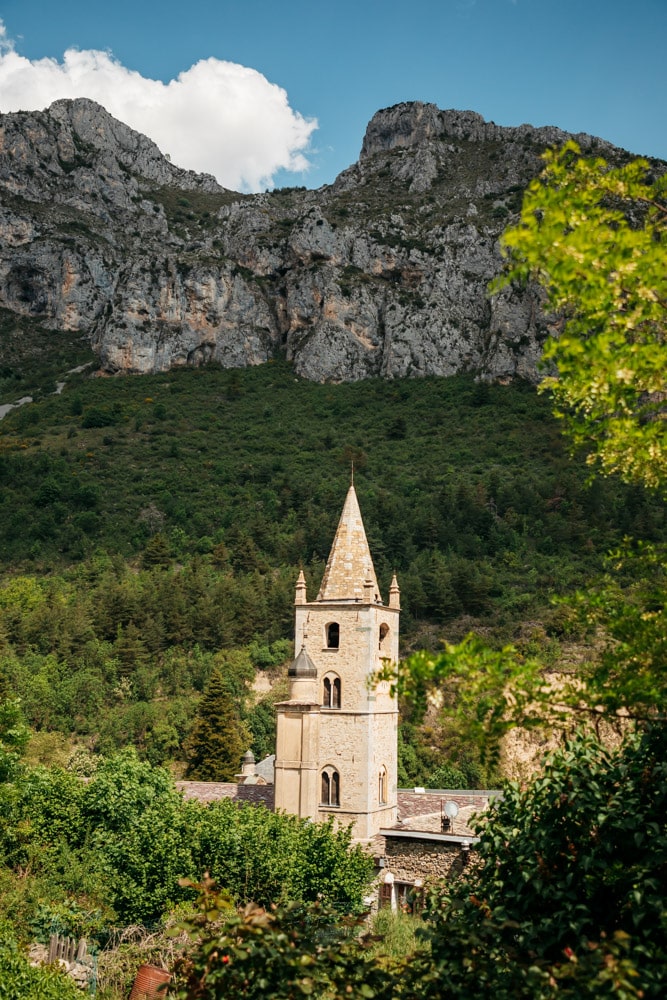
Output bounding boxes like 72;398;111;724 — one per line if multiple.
0;0;665;193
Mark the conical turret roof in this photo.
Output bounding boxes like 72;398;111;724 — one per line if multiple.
317;485;381;602
288;646;318;678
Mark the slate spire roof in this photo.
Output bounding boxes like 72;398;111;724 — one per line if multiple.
316;484;381;602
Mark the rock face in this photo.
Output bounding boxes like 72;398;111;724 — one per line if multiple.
0;98;633;382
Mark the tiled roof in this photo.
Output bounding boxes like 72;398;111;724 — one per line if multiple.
177;781;275;808
396;789;500;837
175;782;497;836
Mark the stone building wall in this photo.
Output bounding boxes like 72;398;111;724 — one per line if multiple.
384;837;468;883
294;603;399;709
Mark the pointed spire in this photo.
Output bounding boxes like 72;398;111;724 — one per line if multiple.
389;572;401;609
317;485;381;602
295;568;307;605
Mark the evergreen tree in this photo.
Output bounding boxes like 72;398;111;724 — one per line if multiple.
113;621;149;678
184;667;249;781
142;532;172;568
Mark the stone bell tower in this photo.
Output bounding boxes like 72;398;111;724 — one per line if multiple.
274;483;400;841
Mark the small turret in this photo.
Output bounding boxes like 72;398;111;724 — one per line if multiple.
236;749;264;785
295;569;307;605
389;573;401;609
287;645;318;702
241;749;256;776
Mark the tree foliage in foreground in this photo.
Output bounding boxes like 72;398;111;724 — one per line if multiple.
386;144;667;747
0;750;373;932
494;141;666;489
405;726;667;999
172;882;396;1000
368;145;667;999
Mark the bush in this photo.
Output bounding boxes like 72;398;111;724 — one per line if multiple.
0;922;81;1000
190;801;374;911
81;407;118;428
172;882;394;1000
405;727;667;999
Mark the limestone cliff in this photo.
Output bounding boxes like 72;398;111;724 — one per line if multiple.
0;98;636;382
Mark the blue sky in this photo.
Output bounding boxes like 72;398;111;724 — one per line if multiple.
0;0;665;191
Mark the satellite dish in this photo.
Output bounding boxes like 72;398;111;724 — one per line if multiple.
444;800;459;819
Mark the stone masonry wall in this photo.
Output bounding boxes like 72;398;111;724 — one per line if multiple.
384;839;467;883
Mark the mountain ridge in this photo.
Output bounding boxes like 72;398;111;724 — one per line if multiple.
0;99;649;387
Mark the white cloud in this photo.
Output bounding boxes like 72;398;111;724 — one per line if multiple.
0;23;317;192
0;21;14;54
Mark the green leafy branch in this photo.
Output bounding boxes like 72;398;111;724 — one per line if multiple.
172;876;395;999
377;636;571;762
493;141;667;490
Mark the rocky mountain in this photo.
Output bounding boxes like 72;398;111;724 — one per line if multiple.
0;98;629;383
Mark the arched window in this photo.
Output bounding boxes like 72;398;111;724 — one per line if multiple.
322;673;341;709
379;623;390;652
326;622;340;649
331;770;340;806
378;766;388;805
321;767;340;807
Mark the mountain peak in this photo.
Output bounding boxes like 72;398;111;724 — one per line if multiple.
44;97;225;193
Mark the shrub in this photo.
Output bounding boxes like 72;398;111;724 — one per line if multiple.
0;921;81;1000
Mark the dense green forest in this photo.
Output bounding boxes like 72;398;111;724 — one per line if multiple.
0;360;664;783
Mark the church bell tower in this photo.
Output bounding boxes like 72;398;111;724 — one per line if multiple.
274;483;400;841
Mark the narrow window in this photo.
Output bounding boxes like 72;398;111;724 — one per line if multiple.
321;768;340;807
326;622;340;649
379;623;390;652
379;767;387;804
323;674;341;709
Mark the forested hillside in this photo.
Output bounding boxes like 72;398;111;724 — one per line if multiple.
0;360;664;781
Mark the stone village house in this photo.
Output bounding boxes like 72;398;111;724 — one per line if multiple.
180;483;498;909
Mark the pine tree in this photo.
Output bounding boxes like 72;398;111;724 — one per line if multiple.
113;621;149;678
183;668;249;781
